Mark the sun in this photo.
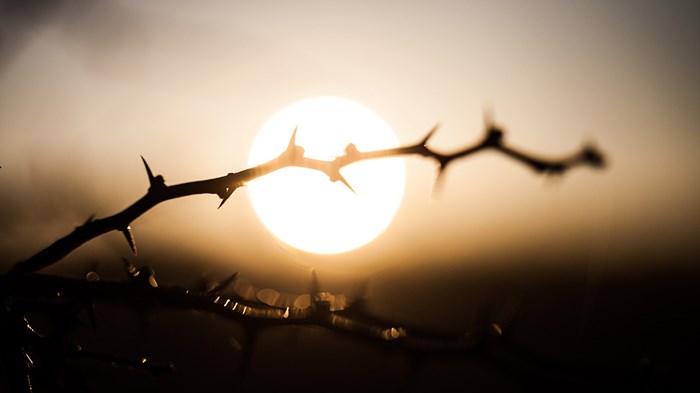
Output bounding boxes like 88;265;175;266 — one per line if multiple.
247;97;406;254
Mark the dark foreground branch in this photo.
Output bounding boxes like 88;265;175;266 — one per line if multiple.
0;269;644;392
8;122;605;275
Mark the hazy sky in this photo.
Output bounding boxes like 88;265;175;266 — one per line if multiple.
1;0;698;288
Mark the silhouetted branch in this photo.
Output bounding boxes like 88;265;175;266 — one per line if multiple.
0;272;473;354
0;119;615;391
8;121;605;276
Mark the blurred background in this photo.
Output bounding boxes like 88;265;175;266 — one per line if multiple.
1;0;699;392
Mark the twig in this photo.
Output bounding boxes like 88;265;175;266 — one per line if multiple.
8;122;605;275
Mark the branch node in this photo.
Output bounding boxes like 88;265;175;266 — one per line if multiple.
483;126;504;147
344;143;360;160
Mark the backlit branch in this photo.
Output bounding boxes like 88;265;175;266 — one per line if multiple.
8;122;605;275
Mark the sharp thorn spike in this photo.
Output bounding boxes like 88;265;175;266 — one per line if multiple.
336;174;356;194
430;164;448;199
121;226;137;256
287;125;299;150
207;272;239;295
421;123;440;145
218;188;233;209
83;213;96;226
141;156;156;183
221;272;238;289
122;257;139;277
483;104;495;128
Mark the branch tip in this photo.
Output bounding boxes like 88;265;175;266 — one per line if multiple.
582;145;605;168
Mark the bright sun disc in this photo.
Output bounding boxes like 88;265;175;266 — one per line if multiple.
247;97;406;254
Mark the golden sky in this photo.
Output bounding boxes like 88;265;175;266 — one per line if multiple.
1;0;698;288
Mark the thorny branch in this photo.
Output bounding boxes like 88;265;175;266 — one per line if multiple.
8;121;604;276
0;118;611;392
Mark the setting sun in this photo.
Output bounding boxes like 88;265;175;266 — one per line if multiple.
247;97;406;254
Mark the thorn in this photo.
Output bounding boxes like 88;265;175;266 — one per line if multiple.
122;257;137;276
354;279;368;300
218;187;235;209
141;156;155;183
121;226;137;256
483;105;495;129
309;269;320;303
335;173;356;194
287;125;299;150
420;123;440;145
542;174;564;191
430;164;448;199
141;156;164;189
83;213;96;226
207;272;239;295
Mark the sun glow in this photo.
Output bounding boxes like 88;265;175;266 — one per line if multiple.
247;97;406;254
